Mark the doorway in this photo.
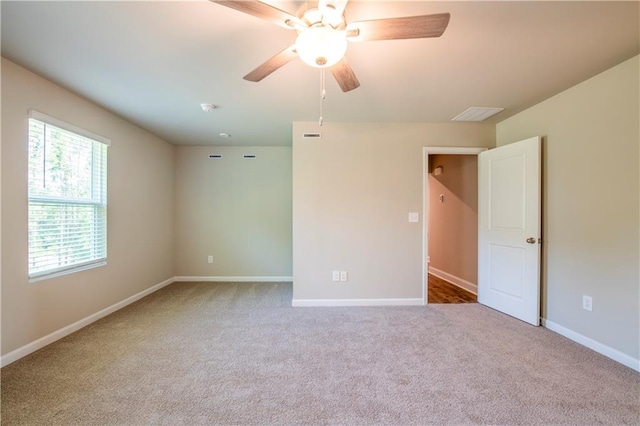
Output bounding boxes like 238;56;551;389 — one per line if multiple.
422;147;486;304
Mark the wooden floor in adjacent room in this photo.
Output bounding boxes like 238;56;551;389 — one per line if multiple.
428;273;477;304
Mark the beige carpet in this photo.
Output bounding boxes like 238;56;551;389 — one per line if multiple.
1;282;638;425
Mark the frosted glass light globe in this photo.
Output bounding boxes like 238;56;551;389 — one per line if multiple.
295;26;347;68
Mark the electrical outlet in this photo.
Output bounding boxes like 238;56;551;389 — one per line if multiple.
340;271;348;282
207;255;213;264
582;295;592;311
332;271;340;282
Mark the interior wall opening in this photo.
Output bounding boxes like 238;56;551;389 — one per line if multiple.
427;154;478;303
423;147;486;304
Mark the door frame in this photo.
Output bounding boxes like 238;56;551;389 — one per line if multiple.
422;146;488;304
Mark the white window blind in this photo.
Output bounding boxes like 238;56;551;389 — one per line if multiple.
28;110;109;281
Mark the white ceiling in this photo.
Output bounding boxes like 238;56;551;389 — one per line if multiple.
2;1;638;146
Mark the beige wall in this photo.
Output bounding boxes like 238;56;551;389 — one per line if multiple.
496;55;639;359
174;146;292;278
428;155;478;286
292;122;494;302
1;59;175;356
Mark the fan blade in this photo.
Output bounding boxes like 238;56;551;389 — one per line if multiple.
243;45;298;82
347;13;450;42
330;57;360;92
210;1;304;29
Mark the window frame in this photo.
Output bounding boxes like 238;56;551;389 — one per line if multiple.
27;110;110;282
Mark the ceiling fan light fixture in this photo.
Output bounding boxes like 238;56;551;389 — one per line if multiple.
301;8;323;26
301;7;344;29
295;26;347;68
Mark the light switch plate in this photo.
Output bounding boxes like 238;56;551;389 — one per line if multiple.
408;212;419;223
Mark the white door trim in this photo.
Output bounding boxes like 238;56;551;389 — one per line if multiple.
422;147;488;304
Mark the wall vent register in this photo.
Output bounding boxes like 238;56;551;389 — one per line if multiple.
303;133;321;138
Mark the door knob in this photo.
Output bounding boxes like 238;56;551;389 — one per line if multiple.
526;237;537;244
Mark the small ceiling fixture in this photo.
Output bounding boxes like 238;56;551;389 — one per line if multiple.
200;103;217;112
219;133;231;138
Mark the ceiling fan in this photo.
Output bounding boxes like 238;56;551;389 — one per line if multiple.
211;0;450;92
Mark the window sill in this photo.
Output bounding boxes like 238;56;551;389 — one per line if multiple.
28;260;107;283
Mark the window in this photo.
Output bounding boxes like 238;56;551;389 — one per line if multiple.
28;110;109;281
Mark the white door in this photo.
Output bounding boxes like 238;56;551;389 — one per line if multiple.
478;137;541;325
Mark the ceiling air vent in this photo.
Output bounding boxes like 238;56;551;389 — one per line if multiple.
452;107;504;122
209;154;223;159
303;132;321;139
243;154;256;159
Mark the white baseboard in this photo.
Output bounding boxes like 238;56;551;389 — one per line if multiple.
0;277;175;368
428;266;477;295
292;298;424;307
542;318;640;372
174;276;293;282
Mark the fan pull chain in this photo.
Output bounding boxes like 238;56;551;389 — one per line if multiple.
319;69;326;126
